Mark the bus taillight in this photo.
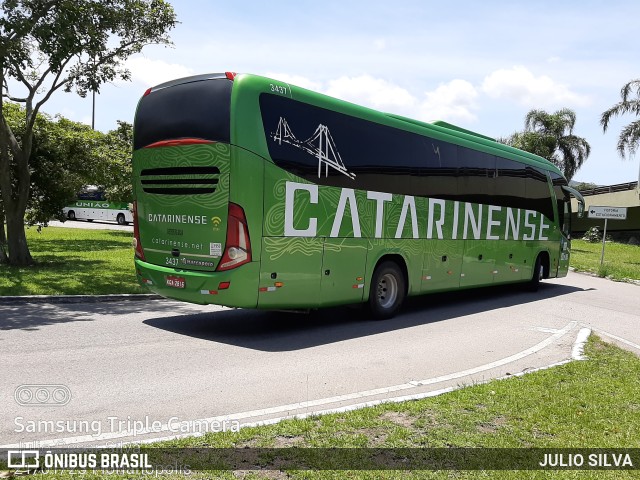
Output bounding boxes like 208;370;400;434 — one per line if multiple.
217;203;251;271
132;201;146;261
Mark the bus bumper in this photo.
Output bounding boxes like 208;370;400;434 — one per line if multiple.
134;258;260;308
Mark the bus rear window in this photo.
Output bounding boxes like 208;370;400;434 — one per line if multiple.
133;77;232;150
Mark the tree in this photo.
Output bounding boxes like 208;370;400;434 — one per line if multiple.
17;108;104;226
94;121;134;203
574;182;598;192
0;102;120;260
0;0;176;266
501;109;591;181
600;79;640;158
499;130;556;162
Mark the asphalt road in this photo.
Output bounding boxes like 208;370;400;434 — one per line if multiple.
1;272;638;447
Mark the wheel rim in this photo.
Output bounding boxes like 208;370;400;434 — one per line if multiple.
377;273;398;309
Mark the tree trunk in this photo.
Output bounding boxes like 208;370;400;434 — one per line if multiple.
0;65;35;266
1;168;34;266
0;206;8;264
5;209;33;266
0;67;8;264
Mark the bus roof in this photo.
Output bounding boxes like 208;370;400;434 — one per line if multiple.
233;73;564;178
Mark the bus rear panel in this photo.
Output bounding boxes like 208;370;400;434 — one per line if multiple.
132;73;259;307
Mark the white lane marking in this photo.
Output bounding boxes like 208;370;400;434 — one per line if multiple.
0;321;577;448
533;327;561;334
412;321;576;386
571;328;591;360
595;329;640;351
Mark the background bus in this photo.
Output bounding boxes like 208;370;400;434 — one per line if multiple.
132;73;585;318
63;187;133;225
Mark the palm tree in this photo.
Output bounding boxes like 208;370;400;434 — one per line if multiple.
502;108;590;180
600;79;640;158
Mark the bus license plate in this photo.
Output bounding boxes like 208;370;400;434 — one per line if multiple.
166;276;185;289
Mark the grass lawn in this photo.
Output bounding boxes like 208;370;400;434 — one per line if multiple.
4;336;639;478
570;239;640;282
0;226;143;296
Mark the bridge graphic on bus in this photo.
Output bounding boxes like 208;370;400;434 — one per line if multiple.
272;117;356;180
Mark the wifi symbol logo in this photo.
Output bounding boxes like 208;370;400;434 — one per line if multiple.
212;216;222;227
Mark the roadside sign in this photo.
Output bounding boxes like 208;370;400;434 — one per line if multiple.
586;206;628;266
587;206;628;220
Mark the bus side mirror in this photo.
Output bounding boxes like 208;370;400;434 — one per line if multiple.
562;186;585;219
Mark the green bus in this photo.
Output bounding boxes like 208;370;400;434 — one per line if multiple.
132;72;585;319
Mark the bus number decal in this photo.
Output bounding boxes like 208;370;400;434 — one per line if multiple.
270;83;288;95
165;257;179;266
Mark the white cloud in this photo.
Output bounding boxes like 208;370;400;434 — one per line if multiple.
419;79;478;123
257;73;479;124
124;57;194;87
481;66;590;108
324;75;416;111
55;108;92;126
262;72;323;92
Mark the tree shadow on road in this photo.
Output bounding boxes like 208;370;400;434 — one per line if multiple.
143;282;591;352
0;299;200;331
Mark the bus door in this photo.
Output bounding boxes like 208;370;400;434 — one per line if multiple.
557;184;585;277
557;199;572;276
320;239;368;307
460;239;498;287
556;185;584;277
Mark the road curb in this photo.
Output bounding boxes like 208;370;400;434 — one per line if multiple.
0;293;163;305
568;267;640;286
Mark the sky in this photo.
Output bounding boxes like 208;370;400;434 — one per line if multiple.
19;0;640;185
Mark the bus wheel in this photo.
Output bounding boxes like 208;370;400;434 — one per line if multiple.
527;255;544;292
368;261;406;320
67;211;75;220
117;214;127;225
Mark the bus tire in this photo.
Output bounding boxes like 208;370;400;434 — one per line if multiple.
527;254;544;292
368;261;406;320
117;214;127;225
67;211;76;220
